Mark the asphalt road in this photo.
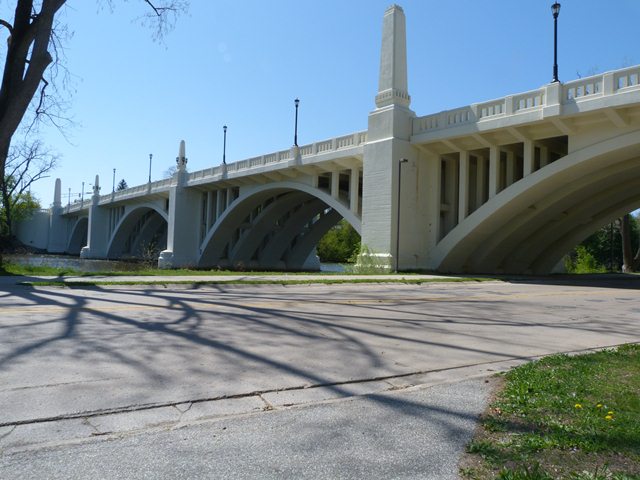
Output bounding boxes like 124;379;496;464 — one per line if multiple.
1;276;639;477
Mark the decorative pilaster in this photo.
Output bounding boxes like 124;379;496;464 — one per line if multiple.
47;178;67;252
159;140;201;268
361;4;419;271
80;175;110;258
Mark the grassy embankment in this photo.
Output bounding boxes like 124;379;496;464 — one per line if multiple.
462;344;640;479
0;262;491;286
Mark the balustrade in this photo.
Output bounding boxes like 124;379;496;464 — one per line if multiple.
615;67;640;90
447;108;473;126
316;140;333;153
412;65;640;136
564;77;602;101
513;89;545;111
477;100;505;120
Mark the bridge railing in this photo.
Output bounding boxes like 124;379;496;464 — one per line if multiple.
63;177;175;213
187;131;367;182
63;129;369;212
413;65;640;136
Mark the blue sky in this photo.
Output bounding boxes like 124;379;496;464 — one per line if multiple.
3;0;639;204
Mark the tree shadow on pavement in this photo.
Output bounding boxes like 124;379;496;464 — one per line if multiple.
0;281;638;429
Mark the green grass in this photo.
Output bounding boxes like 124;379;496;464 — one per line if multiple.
462;344;640;479
0;262;341;277
1;261;494;287
20;277;490;287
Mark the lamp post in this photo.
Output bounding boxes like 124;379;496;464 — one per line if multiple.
148;154;153;183
395;158;409;272
67;187;71;206
112;168;116;192
293;98;300;147
551;2;561;83
81;181;85;206
223;125;227;165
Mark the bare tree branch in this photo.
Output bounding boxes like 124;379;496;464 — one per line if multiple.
1;139;58;235
0;19;13;34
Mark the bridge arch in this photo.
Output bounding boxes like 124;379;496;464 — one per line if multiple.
66;217;88;255
198;181;361;269
431;130;640;274
107;203;169;259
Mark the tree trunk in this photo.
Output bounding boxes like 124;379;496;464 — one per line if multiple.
0;0;66;265
1;182;13;237
620;214;635;272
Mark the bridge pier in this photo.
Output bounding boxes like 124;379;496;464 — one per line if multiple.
158;141;201;269
360;4;428;271
80;176;110;259
47;179;69;253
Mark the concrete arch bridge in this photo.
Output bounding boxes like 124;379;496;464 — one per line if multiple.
43;136;364;270
18;5;640;274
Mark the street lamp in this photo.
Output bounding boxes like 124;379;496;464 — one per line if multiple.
112;168;116;192
223;125;227;165
148;153;153;183
293;98;300;147
81;182;85;206
551;2;561;83
395;158;409;272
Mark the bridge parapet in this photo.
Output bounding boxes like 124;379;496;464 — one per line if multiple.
413;65;640;137
187;131;367;183
63;177;174;215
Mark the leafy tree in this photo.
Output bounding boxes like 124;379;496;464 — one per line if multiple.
564;245;606;274
116;178;128;191
0;181;41;241
317;219;360;263
567;213;639;272
621;213;640;272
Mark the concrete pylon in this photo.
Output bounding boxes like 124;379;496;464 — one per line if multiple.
361;4;421;271
53;178;62;208
80;175;109;259
159;140;201;268
375;4;411;109
47;178;68;252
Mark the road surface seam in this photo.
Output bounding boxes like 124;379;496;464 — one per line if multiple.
2;341;633;430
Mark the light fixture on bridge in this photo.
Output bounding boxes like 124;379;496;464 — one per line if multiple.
551;2;561;83
294;98;300;147
148;153;153;183
112;168;116;193
223;125;227;165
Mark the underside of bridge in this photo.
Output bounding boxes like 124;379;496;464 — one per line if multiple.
66;217;88;255
430;130;640;274
107;207;168;260
198;187;360;270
